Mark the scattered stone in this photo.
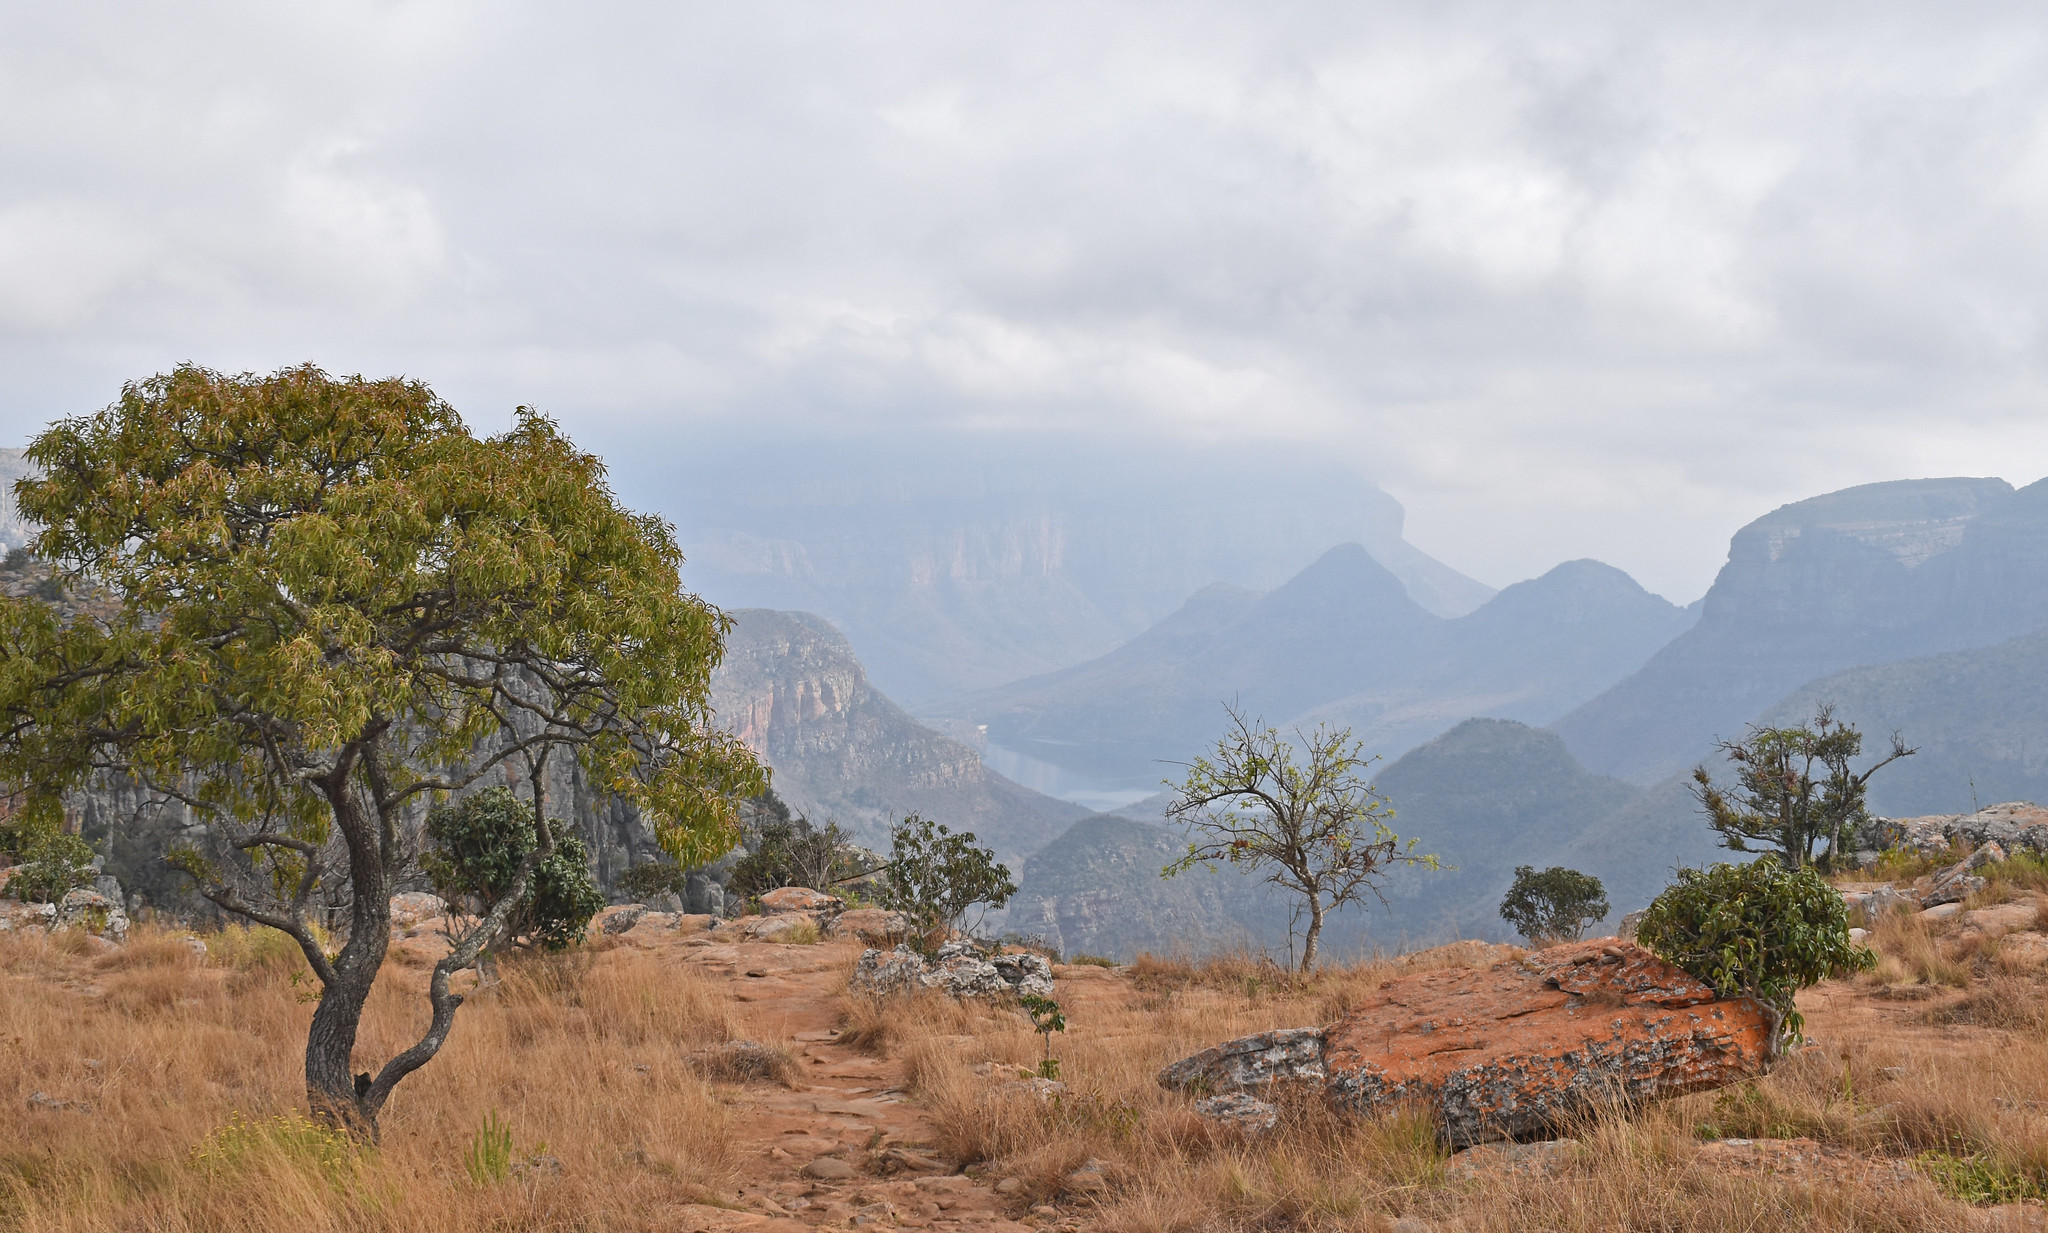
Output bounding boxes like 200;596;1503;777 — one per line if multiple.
759;886;844;915
850;946;932;996
1616;909;1646;940
1388;1219;1434;1233
827;907;911;945
596;903;651;935
1158;1027;1326;1094
803;1156;859;1181
1961;902;2043;935
0;900;56;931
1160;940;1775;1147
1191;1092;1279;1133
388;891;448;932
56;887;128;942
180;935;209;961
1840;885;1915;922
1445;1138;1578;1181
1062;1160;1109;1195
1921;842;2005;907
1848;927;1869;943
998;1077;1067;1102
26;1090;90;1113
994;1177;1025;1197
511;1152;563;1178
737;912;820;943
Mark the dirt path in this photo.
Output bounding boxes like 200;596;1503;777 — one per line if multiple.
661;934;1039;1233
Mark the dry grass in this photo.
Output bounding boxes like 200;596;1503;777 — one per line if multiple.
0;923;742;1232
885;946;2015;1231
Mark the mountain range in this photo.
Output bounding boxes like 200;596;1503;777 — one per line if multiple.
642;435;1492;710
939;546;1695;789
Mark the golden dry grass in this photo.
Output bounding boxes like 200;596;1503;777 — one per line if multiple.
878;945;2023;1231
0;924;743;1232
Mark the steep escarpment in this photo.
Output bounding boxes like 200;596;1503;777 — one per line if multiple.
1555;476;2048;784
712;609;1087;864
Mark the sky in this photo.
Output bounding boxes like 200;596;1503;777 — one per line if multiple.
6;2;2048;602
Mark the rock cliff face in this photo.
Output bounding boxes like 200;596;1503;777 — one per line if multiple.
1555;476;2048;784
710;609;1086;863
83;604;1079;915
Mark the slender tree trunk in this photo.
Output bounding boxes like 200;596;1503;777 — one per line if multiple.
1300;895;1324;973
305;785;395;1138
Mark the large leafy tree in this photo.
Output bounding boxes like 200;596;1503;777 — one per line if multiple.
1164;704;1438;972
1692;703;1913;870
0;365;762;1135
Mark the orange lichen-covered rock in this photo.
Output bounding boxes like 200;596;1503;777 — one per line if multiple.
1322;940;1775;1145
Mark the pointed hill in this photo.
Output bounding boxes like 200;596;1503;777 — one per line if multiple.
948;547;1691;788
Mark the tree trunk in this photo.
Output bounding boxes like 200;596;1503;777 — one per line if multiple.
1300;895;1324;973
305;785;395;1138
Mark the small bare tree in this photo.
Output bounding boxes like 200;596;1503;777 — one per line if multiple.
1163;704;1438;971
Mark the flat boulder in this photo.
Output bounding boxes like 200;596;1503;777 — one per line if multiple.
826;907;910;945
758;886;843;915
1159;940;1775;1147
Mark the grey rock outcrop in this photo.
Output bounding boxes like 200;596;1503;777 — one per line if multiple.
1874;803;2048;857
1157;1028;1327;1094
56;887;128;942
848;942;1054;999
1920;842;2006;908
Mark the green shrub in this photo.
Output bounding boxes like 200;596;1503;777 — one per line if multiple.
0;820;94;903
464;1110;515;1185
423;788;605;951
1637;856;1874;1048
876;814;1016;947
191;1111;362;1187
729;812;863;898
1498;865;1609;944
615;858;689;902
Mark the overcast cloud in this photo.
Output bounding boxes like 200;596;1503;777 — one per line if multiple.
5;2;2048;599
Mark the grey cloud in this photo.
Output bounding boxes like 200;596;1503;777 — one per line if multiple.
5;2;2048;600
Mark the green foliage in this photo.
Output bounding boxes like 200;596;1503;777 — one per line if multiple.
0;814;94;903
1917;1152;2048;1205
464;1111;515;1185
876;814;1016;945
1498;865;1609;945
0;364;765;1125
1692;703;1913;870
1164;704;1438;971
423;788;606;951
730;810;863;899
1018;994;1066;1079
191;1111;362;1188
1637;856;1874;1046
615;858;688;902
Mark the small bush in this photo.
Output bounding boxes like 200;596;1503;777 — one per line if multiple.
1917;1151;2048;1205
464;1110;514;1185
423;788;606;950
1069;954;1118;968
615;858;689;902
1637;856;1873;1046
1498;865;1609;944
0;819;95;903
876;814;1016;948
192;1111;362;1188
